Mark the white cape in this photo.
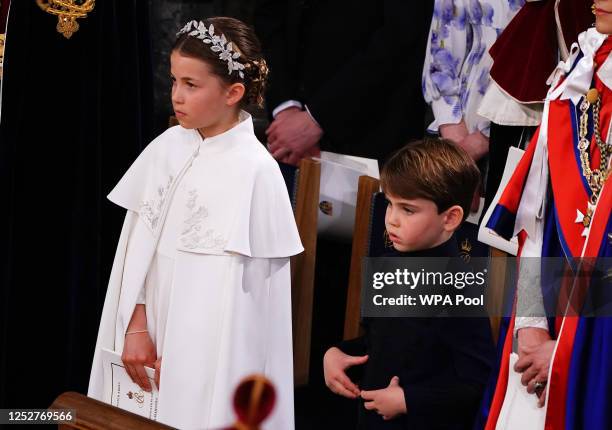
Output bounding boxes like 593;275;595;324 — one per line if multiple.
88;112;303;430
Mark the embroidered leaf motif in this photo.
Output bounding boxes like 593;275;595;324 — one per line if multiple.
139;175;174;231
181;189;227;251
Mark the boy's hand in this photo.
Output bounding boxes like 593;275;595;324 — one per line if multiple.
361;376;407;420
323;347;368;398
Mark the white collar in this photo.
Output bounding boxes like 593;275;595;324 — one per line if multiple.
193;110;254;146
548;28;609;103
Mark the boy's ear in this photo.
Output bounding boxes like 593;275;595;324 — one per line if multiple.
226;83;245;107
442;205;464;232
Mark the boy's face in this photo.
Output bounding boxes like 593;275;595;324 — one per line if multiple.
384;193;454;253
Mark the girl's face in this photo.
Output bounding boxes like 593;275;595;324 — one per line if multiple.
594;1;612;35
170;50;234;130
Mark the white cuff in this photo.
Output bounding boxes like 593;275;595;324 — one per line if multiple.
272;100;303;118
477;81;543;126
427;98;463;133
514;317;549;337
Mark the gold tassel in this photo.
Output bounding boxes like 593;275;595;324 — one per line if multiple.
36;0;95;39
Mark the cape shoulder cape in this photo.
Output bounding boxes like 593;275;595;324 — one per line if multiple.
108;114;303;258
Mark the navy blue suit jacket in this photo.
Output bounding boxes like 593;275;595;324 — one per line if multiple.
337;235;495;429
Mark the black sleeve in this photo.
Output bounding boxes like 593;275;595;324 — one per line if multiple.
401;378;483;418
253;0;297;116
401;318;494;416
306;0;433;147
335;335;368;357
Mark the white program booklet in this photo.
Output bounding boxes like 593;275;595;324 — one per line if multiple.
101;348;159;421
495;353;546;430
316;151;380;241
478;147;524;255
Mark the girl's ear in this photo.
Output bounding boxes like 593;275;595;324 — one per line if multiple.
442;205;464;232
226;82;245;107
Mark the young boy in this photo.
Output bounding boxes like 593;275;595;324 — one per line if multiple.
323;139;495;429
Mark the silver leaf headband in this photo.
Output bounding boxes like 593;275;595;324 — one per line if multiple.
176;20;245;79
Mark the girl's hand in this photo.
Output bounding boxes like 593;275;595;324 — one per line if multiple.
122;331;157;392
122;304;156;392
323;347;368;398
361;376;407;420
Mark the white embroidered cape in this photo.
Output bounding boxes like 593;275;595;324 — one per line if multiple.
87;112;303;429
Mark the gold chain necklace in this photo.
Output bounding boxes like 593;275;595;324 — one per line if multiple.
578;89;612;208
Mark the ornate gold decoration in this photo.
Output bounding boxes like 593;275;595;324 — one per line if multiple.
36;0;95;39
586;88;599;104
576;90;612;235
126;390;145;407
460;238;472;263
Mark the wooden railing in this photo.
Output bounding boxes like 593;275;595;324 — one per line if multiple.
49;392;173;430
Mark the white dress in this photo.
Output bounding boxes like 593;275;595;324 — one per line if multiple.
88;111;303;430
141;156;197;358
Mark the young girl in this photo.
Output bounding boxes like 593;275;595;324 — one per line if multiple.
88;17;302;430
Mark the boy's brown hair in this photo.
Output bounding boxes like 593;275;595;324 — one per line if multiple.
380;138;480;221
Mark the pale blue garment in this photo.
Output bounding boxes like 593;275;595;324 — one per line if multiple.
422;0;525;136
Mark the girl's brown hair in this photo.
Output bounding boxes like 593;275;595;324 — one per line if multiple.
380;138;481;221
173;17;268;108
